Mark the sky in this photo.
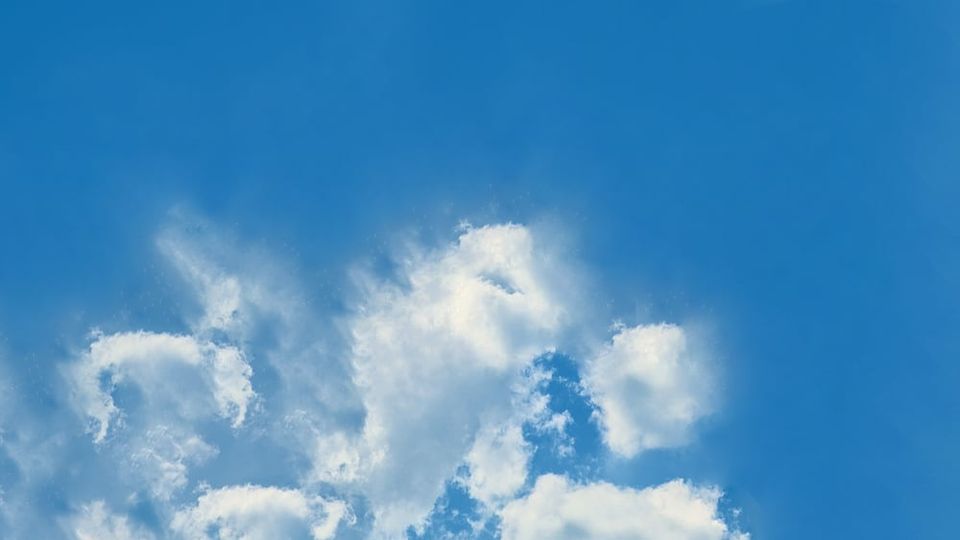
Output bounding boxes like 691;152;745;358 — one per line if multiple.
0;1;959;539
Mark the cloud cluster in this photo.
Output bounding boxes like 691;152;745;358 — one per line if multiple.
68;331;255;445
39;217;747;539
584;323;713;457
65;330;254;499
325;224;575;536
157;217;363;435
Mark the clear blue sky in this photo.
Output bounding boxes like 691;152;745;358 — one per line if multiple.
1;2;958;539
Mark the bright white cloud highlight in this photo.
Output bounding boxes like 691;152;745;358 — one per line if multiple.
584;323;713;457
48;217;740;539
171;485;348;540
499;474;746;540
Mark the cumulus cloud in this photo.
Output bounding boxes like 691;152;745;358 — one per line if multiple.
461;363;561;509
42;217;738;539
314;223;577;536
170;485;349;540
583;323;713;457
63;501;155;540
499;474;746;540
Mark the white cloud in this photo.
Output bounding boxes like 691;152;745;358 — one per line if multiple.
67;330;255;444
499;474;747;540
171;485;349;540
63;501;155;540
583;323;713;457
461;363;560;509
463;423;530;508
317;223;577;537
309;431;368;485
64;330;255;500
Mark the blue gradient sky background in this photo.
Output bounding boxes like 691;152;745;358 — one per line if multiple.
1;2;959;538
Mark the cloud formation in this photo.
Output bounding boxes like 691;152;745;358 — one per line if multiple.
64;330;255;499
26;216;744;539
68;331;255;444
584;323;713;457
500;474;746;540
326;223;576;536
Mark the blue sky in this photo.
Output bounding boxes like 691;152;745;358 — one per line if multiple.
1;1;959;539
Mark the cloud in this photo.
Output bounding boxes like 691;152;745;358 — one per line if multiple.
62;501;155;540
64;330;255;499
463;422;531;509
170;485;349;540
314;223;578;536
583;323;713;457
157;214;363;435
67;331;255;444
461;363;561;509
499;474;746;540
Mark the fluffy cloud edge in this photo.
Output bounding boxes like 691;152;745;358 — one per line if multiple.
66;330;256;444
62;329;257;500
583;323;714;457
170;484;350;540
499;474;747;540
